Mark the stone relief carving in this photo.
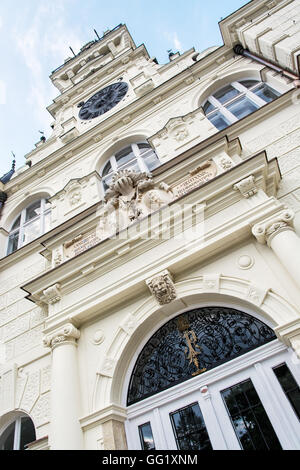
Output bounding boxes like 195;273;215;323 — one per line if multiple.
67;181;82;207
96;170;174;240
146;269;177;305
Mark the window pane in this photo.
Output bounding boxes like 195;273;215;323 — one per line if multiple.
227;96;258;120
23;218;41;245
170;402;212;451
240;79;259;89
139;422;155;450
11;215;21;231
1;422;15;450
203;101;216;114
253;83;280;103
20;417;36;450
25;200;42;222
208;111;230;130
137;143;151;154
7;231;19;254
102;160;112;177
273;363;300;419
214;84;240;104
115;146;135;167
144;152;160;171
221;379;282;450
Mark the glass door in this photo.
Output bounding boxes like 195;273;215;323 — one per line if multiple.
126;347;300;450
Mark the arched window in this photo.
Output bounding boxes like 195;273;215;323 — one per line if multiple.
7;198;51;255
203;79;281;130
100;142;160;192
127;307;276;405
0;415;36;450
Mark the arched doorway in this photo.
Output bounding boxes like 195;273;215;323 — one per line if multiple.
125;307;300;450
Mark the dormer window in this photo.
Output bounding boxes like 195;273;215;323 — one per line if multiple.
203;80;281;130
7;199;51;255
100;142;160;193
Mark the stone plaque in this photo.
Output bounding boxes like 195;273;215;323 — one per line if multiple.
172;160;217;199
64;231;100;259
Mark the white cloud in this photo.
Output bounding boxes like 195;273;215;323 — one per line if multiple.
13;2;84;132
164;31;184;53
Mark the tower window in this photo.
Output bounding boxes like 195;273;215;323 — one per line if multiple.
203;80;281;131
7;198;51;255
100;142;160;193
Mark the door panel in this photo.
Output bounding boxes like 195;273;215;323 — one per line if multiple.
126;348;300;450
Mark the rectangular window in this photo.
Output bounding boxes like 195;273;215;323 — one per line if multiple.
273;363;300;420
138;422;156;450
170;402;212;450
221;379;282;450
209;110;230;131
226;96;258;120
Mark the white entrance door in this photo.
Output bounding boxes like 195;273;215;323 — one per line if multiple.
125;343;300;450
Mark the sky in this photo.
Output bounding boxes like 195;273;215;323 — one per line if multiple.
0;0;249;177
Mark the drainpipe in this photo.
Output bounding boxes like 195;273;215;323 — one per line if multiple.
233;44;300;87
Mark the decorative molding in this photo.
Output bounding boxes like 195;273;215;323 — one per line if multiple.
98;356;117;378
146;269;177;305
246;283;269;307
238;255;254;270
202;274;220;293
92;330;105;345
43;323;80;349
42;283;62;305
233;175;258;198
252;209;295;245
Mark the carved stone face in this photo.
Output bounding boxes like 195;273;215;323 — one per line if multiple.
151;277;169;296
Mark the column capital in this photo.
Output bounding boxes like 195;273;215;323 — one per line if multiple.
275;319;300;359
252;209;295;246
43;322;80;349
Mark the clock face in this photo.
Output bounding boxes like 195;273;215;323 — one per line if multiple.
78;82;128;120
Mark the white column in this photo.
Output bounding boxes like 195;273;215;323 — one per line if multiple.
252;209;300;290
43;323;84;450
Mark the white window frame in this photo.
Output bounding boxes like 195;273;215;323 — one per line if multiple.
7;198;51;254
204;80;281;128
100;142;160;195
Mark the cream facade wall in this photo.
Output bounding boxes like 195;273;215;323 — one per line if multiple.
1;0;300;450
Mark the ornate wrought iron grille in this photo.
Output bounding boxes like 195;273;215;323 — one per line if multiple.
127;307;276;405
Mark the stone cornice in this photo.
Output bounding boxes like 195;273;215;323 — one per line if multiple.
21;154;280;318
219;0;292;47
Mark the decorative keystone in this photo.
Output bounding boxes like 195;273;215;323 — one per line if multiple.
146;269;177;305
